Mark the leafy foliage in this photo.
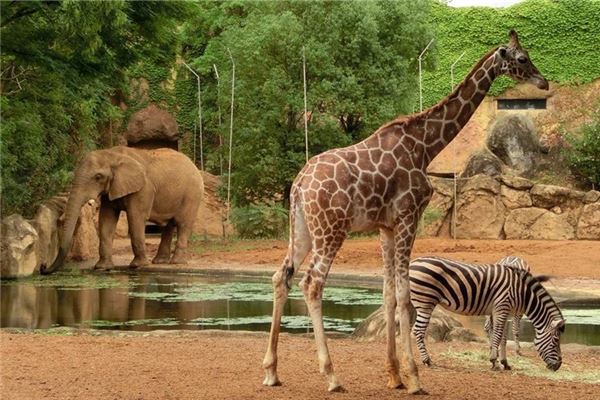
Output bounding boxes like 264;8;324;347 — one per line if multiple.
1;1;191;216
564;116;600;189
230;203;289;239
422;0;600;107
176;0;434;205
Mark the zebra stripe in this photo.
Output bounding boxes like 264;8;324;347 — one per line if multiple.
410;256;564;371
484;256;531;356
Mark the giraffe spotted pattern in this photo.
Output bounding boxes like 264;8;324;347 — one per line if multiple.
263;30;549;394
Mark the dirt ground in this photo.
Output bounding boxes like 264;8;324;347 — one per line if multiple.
2;237;600;399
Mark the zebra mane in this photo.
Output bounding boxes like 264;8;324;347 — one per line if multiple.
519;268;564;327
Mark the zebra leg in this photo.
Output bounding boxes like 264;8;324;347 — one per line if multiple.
513;315;522;356
489;311;509;370
412;307;434;366
499;321;511;370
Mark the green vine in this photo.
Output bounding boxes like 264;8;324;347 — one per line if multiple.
422;0;600;107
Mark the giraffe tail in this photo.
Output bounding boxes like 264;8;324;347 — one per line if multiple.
284;187;298;290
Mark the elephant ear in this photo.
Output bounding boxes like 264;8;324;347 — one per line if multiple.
108;155;146;201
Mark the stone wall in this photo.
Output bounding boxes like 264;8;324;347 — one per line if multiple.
427;174;600;240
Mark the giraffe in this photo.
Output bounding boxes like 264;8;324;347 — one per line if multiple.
262;30;548;394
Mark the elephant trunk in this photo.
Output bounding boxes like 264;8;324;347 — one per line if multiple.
40;188;88;275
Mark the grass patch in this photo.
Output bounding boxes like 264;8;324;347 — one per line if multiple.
442;349;600;384
188;237;282;256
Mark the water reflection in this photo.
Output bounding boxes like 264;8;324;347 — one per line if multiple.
2;272;599;345
1;273;380;333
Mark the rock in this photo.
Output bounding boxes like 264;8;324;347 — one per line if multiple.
530;184;585;209
486;114;542;177
447;327;483;343
459;174;501;194
352;305;463;343
577;203;600;240
455;175;505;239
1;215;39;278
500;185;532;209
125;104;178;146
423;177;454;237
499;175;534;190
31;197;66;269
583;190;600;204
504;207;576;240
69;201;99;261
115;213;129;238
461;150;504;178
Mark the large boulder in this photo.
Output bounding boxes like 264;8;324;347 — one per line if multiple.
577;203;600;240
486;114;542;177
499;175;534;190
352;305;465;343
31;197;67;269
461;150;504;178
1;215;39;278
530;184;586;209
500;185;532;209
454;175;505;239
125;104;178;146
69;201;99;261
504;207;576;240
423;177;455;237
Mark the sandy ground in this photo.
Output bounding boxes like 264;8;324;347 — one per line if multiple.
2;237;600;399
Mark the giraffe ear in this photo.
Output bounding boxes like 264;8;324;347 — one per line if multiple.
508;30;520;47
498;46;508;59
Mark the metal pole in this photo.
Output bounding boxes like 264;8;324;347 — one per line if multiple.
182;62;204;171
226;48;235;226
303;46;309;163
418;39;434;112
450;51;465;241
214;64;223;176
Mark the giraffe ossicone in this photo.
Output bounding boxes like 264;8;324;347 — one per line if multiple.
263;30;548;394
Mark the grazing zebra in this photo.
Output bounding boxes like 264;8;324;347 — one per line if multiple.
484;256;531;356
409;256;564;371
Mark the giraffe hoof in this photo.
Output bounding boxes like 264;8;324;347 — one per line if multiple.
408;387;429;395
386;376;405;389
328;384;346;393
262;376;282;387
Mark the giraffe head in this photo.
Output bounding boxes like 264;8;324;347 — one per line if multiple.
497;30;549;90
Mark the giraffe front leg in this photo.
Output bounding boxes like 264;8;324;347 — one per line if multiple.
394;222;426;395
380;229;403;389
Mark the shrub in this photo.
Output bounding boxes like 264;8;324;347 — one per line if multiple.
230;203;288;239
564;117;600;189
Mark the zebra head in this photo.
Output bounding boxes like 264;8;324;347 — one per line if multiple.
534;316;565;371
525;273;565;371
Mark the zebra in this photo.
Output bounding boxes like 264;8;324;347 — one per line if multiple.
409;256;564;371
483;256;531;356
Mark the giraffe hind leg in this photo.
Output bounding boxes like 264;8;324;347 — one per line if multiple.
262;209;312;386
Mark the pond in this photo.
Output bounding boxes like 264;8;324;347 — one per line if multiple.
2;270;600;346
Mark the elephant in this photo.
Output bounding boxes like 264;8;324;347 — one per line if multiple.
41;146;204;274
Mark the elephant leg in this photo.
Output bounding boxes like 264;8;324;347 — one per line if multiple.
170;220;192;264
153;220;175;264
96;204;119;270
127;210;149;268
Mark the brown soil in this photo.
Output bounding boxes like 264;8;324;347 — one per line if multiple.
4;237;600;399
2;331;599;400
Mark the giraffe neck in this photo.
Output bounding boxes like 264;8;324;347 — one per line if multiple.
420;47;500;164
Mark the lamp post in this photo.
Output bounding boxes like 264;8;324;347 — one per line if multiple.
182;62;204;171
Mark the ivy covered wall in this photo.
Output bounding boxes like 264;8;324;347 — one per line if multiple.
421;0;600;108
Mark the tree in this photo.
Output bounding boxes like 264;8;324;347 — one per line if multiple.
0;1;191;216
181;0;434;206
